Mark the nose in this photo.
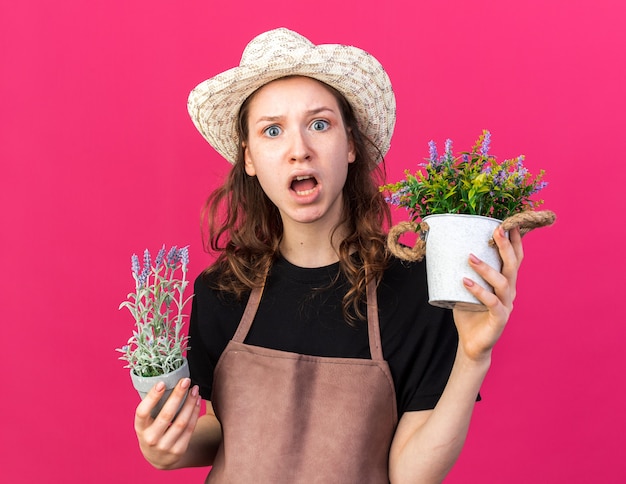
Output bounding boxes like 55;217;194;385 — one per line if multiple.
289;128;311;162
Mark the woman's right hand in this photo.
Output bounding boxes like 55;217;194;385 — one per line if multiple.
134;378;202;469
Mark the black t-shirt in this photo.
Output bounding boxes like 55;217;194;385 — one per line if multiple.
188;255;459;415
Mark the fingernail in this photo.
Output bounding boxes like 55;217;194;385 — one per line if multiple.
463;277;475;287
155;381;165;392
181;378;191;389
469;253;481;265
499;226;506;238
191;385;199;397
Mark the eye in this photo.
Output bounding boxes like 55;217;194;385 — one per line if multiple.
264;125;282;138
311;120;329;131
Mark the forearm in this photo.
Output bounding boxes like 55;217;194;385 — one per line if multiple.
389;348;491;483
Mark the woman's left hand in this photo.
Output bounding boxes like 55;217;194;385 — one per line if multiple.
452;226;524;363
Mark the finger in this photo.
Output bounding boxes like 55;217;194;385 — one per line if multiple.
489;226;523;305
162;385;202;454
155;377;193;426
458;278;509;354
462;276;496;307
173;385;201;428
135;381;166;430
509;227;524;263
492;226;522;284
468;254;513;309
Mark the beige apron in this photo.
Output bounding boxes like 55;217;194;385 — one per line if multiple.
207;279;398;483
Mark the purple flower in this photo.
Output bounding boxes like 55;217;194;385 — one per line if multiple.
494;169;507;187
137;266;150;288
166;246;180;267
385;186;410;206
142;249;151;272
154;245;166;270
385;193;400;206
480;131;491;155
428;140;438;164
514;167;529;185
131;254;140;276
531;181;549;194
443;139;454;163
179;246;189;267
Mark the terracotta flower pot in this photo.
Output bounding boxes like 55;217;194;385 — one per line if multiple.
423;214;505;311
130;358;190;419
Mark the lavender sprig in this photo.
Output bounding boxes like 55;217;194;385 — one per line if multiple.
154;245;166;270
117;245;194;377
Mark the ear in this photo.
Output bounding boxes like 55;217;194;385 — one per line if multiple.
243;142;256;176
347;132;356;164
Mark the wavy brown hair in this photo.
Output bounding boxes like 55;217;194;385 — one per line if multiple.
202;77;392;323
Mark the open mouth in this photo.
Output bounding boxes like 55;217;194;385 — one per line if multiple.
290;175;318;196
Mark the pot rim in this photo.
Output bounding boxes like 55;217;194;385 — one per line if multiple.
422;213;503;223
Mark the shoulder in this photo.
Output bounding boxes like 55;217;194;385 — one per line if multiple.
192;270;249;337
193;268;247;305
190;269;248;352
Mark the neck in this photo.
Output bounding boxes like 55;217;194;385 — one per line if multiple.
279;221;349;268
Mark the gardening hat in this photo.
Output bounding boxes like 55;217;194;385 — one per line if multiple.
187;27;396;164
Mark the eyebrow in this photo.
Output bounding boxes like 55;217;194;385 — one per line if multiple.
253;107;336;124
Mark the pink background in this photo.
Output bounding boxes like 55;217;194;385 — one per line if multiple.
2;0;625;482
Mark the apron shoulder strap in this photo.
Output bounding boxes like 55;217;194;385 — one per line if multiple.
366;279;384;361
232;285;264;343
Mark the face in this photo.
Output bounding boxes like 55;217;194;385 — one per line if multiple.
243;76;356;232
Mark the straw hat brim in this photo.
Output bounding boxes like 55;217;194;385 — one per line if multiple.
187;28;396;164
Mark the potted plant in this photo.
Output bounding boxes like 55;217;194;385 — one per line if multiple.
380;130;555;311
116;245;193;417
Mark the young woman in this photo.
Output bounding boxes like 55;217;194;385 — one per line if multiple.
133;28;523;483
